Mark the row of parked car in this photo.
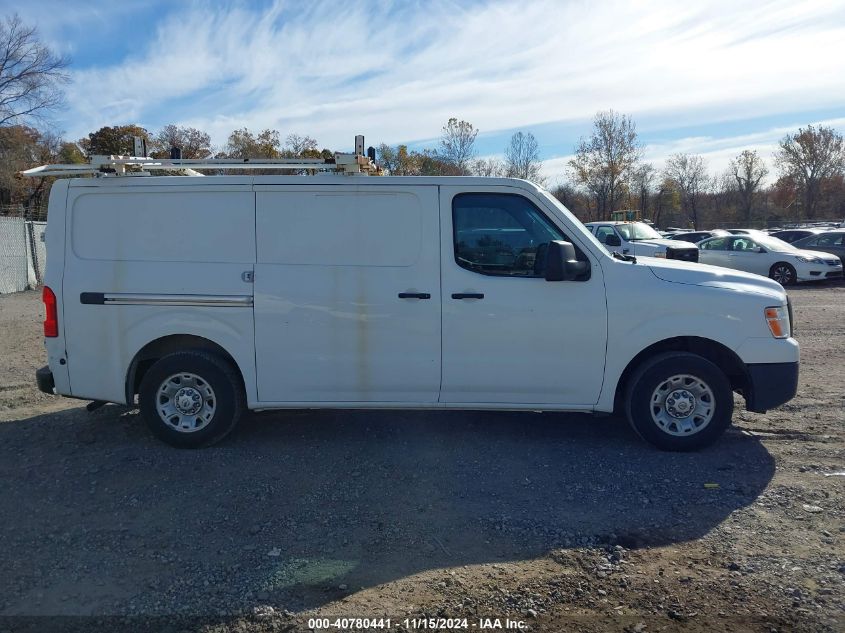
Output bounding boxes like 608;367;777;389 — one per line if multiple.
586;221;844;285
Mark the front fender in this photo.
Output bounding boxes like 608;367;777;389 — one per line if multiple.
595;266;776;412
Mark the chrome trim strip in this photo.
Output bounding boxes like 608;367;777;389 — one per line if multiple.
102;293;253;307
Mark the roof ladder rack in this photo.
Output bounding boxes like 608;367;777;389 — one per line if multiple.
20;136;382;178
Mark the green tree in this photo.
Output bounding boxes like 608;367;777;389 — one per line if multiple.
79;124;150;156
221;128;282;159
58;142;85;164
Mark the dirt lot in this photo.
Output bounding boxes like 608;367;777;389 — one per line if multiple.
0;285;843;633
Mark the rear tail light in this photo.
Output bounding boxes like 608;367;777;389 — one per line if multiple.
42;286;58;337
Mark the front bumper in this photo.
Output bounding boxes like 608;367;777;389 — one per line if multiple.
797;262;843;281
744;361;799;413
36;365;55;395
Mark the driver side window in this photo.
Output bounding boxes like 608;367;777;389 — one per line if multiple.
594;226;616;244
702;237;729;250
732;238;758;252
452;193;567;277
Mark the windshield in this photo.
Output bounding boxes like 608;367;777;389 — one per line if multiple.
617;222;662;241
538;189;607;252
755;235;797;252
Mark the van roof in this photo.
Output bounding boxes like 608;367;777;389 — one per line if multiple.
65;175;543;190
583;220;646;226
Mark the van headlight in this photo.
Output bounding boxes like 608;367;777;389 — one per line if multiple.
765;306;790;338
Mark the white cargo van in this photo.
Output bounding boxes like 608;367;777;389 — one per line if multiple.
31;158;799;451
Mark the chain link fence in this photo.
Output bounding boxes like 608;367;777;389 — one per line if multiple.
1;205;48;294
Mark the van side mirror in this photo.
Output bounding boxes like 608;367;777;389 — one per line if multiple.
545;240;589;281
605;234;622;247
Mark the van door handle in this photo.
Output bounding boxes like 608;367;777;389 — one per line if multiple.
398;292;431;299
451;293;484;299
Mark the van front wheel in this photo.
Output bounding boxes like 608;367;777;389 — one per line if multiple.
625;352;733;451
139;351;245;448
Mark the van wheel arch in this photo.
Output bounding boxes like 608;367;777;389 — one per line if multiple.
126;335;244;405
613;337;748;415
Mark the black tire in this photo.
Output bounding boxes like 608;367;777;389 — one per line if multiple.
769;262;797;286
625;352;733;451
139;350;245;448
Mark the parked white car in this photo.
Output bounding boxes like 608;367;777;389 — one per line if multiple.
31;166;799;452
585;221;699;262
698;234;843;285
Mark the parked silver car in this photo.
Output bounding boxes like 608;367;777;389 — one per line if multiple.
698;234;843;285
791;230;845;267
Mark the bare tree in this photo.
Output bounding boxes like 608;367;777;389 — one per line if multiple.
630;163;655;217
710;170;737;222
284;133;319;158
663;153;708;229
151;124;212;159
438;118;477;174
652;178;679;229
775;125;845;220
505;131;543;183
568;110;639;219
730;150;768;224
0;14;70;127
470;157;506;177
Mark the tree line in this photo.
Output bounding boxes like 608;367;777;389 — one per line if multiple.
1;12;843;227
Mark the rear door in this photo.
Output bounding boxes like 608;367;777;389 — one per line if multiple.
438;186;607;406
253;185;441;403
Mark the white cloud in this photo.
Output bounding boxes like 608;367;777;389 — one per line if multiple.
56;0;845;154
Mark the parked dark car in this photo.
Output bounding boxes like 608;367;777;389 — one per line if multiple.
791;230;845;266
770;228;823;244
670;230;730;244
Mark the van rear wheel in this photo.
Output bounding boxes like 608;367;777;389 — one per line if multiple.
139;351;244;448
625;352;733;451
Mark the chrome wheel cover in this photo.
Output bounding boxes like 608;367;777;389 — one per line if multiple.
156;372;216;433
650;374;715;436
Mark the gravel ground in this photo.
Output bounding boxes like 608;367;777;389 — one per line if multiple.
0;284;843;633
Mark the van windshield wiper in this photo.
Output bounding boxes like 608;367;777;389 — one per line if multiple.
611;250;637;263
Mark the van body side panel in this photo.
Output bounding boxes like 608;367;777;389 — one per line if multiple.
253;185;441;402
62;186;256;404
43;180;71;394
438;185;608;405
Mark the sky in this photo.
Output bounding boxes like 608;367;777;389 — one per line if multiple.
9;0;845;185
